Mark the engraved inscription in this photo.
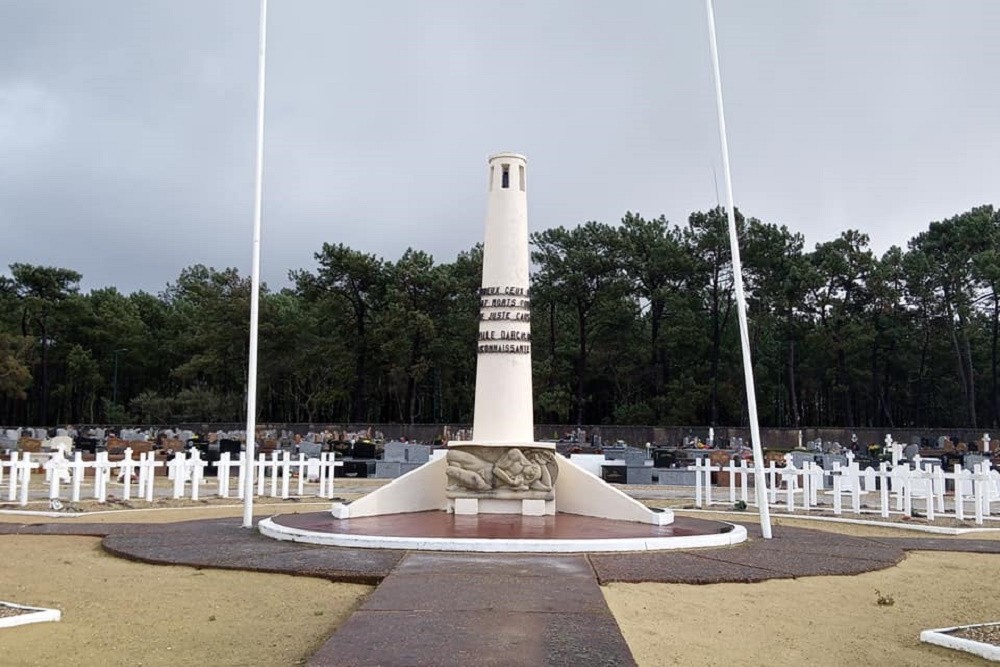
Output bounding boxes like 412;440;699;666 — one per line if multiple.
477;285;532;354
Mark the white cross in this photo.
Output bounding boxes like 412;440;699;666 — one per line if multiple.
187;449;208;501
16;453;39;506
168;453;188;498
69;452;88;502
93;452;114;503
44;450;70;499
118;447;137;500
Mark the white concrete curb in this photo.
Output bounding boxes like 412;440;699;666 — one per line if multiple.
0;601;61;629
679;508;1000;535
258;516;747;553
920;623;1000;661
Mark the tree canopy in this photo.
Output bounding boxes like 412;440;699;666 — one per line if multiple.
2;204;998;429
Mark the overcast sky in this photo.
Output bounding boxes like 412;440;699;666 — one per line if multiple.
1;1;998;295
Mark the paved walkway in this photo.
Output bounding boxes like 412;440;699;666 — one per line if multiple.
308;552;636;667
2;515;999;666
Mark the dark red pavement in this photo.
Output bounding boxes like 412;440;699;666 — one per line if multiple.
272;509;732;540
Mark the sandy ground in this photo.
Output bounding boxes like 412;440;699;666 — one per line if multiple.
603;509;1000;666
604;550;1000;666
2;501;998;665
0;532;370;667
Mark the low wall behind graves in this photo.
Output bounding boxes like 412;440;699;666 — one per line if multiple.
3;423;992;451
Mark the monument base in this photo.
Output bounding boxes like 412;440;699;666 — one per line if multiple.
443;444;557;516
329;452;672;526
450;497;555;516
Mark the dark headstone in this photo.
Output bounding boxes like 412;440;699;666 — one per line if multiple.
652;449;677;468
601;464;627;484
336;460;371;478
74;437;99;454
352;442;376;459
219;439;242;456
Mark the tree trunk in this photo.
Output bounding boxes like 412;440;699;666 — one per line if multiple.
39;316;49;426
944;287;976;427
880;345;895;427
869;328;880;427
650;298;665;392
548;300;557;390
836;345;853;426
576;306;587;427
992;291;999;427
709;270;721;426
785;309;800;427
406;333;422;425
406;375;416;424
917;315;930;424
960;318;977;427
351;304;367;423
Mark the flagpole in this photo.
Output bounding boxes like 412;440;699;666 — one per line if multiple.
243;0;268;529
705;0;772;539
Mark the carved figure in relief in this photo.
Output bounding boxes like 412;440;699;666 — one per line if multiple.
445;450;495;492
492;448;542;491
525;449;556;491
445;447;558;494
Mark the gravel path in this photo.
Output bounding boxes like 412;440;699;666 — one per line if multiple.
949;623;1000;647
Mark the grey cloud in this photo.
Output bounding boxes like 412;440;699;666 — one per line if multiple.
1;1;997;293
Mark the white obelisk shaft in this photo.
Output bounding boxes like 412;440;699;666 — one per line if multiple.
705;0;772;538
471;153;534;445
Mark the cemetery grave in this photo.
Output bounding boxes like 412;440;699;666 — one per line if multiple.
921;622;1000;661
3;429;999;533
0;600;61;629
0;445;345;510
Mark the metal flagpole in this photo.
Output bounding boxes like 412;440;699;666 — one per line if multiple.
243;0;268;529
704;0;772;539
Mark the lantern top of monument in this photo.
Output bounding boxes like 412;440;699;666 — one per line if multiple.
488;152;526;164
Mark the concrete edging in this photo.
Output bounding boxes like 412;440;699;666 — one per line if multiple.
682;508;1000;535
258;516;747;553
920;623;1000;662
0;601;61;629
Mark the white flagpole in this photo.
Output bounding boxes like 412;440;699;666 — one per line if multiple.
243;0;268;529
705;0;772;539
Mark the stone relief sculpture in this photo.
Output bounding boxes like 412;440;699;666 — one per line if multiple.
446;447;557;498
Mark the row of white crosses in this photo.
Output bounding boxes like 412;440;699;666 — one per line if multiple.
1;452;40;505
689;446;1000;525
0;447;342;506
238;451;340;500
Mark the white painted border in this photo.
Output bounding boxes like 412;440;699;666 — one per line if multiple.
680;509;1000;535
921;623;1000;661
258;517;747;553
0;601;61;629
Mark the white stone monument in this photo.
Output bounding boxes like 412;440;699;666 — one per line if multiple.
445;153;557;517
329;153;670;526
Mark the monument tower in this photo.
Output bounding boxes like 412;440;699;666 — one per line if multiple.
444;154;557;517
321;152;673;529
472;152;534;444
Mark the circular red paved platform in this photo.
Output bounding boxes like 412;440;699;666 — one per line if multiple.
269;510;734;540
